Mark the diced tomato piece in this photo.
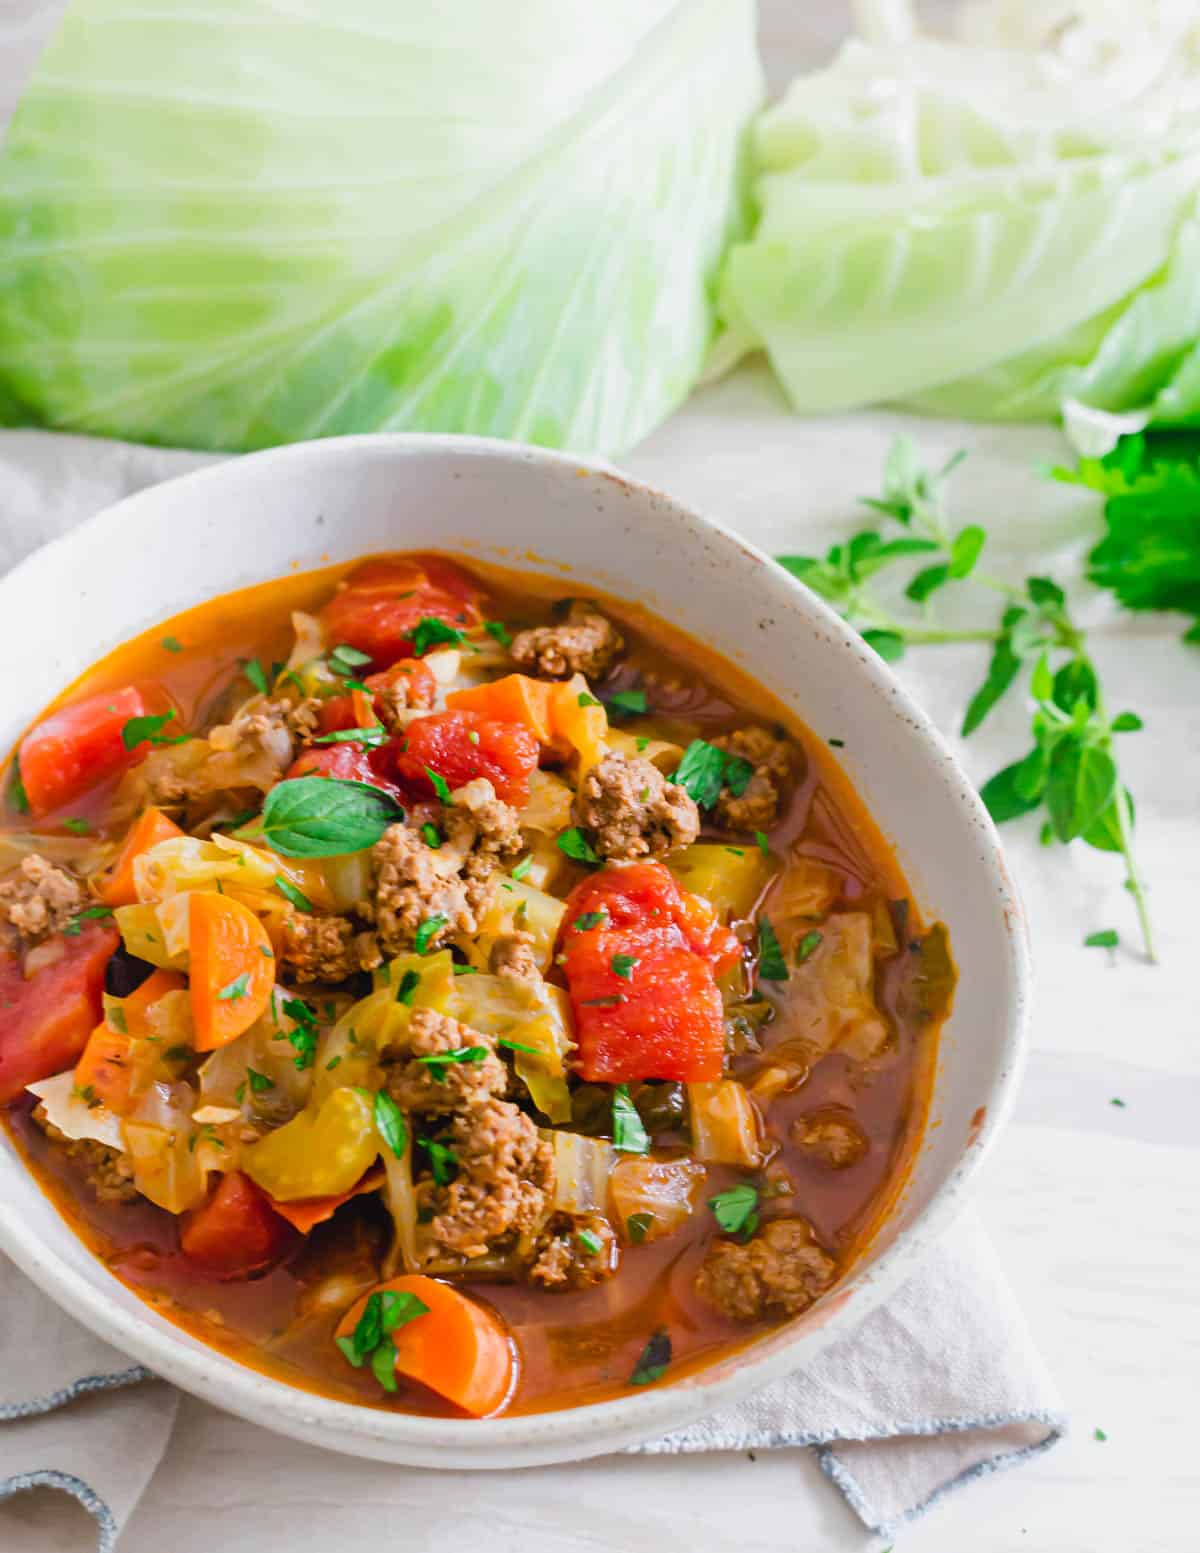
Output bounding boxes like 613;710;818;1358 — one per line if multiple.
561;862;741;1084
286;743;405;800
180;1170;294;1280
17;685;173;817
317;658;437;737
0;921;119;1103
321;556;485;670
393;710;538;807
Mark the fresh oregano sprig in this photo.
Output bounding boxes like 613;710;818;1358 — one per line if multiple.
776;439;1156;962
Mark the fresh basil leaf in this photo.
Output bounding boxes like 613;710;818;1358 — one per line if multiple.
708;1181;759;1237
557;827;600;865
373;1090;409;1159
121;710;185;750
756;919;788;982
629;1328;672;1386
948;524;986;578
1084;929;1119;949
904;563;950;603
612;1084;650;1155
1029;653;1054;703
1052;658;1098;715
671;739;728;808
370;1340;399;1393
961;618;1026;737
1082;787;1136;854
723;756;754;797
1110;711;1143;733
1026;576;1066;610
259;776;403;858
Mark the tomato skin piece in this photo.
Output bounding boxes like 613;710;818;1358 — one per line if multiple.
561;862;740;1084
180;1171;294;1280
17;686;165;817
286;742;405;800
0;921;119;1103
321;557;485;670
393;710;538;806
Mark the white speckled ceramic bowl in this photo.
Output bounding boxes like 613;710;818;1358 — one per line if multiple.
0;435;1030;1467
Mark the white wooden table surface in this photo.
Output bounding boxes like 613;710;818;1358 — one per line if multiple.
6;4;1200;1549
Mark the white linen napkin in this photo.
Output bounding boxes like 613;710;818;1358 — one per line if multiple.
0;429;1065;1550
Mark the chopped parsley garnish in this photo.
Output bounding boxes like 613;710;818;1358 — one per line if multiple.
421;1137;458;1185
243;658;269;695
626;1212;653;1245
121;710;188;750
580;993;625;1008
373;1090;408;1159
754;830;770;856
420;821;442;849
63;904;114;936
160;635;183;653
1084;929;1119;949
612;1084;650;1155
757;919;789;982
511;854;533;882
312;723;388;748
496;1036;540;1056
557;826;599;865
795;930;823;964
452;963;478;976
577;691;601;708
217;972;251;1002
63;817;90;835
273;874;314;912
8;758;29;815
708;1182;759;1239
425;766;453;804
1110;1096;1126;1108
416;1045;489;1080
106;1005;128;1034
577;1228;603;1256
325;1055;342;1071
484;620;512;648
246;1067;273;1094
1093;1427;1108;1443
335;1288;429;1390
610;953;638;981
725;846;744;857
635;736;650;752
327;643;372;677
414;914;447;955
412;617;465;655
605;688;647;716
828;737;845;749
629;1328;672;1387
281;997;318;1070
572;910;608;932
396;968;421;1006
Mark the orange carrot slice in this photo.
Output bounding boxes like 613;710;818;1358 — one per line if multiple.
98;807;185;906
73;967;186;1113
268;1166;386;1234
189;893;275;1051
335;1274;514;1417
446;674;555;745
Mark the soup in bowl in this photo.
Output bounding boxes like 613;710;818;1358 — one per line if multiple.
0;438;1027;1464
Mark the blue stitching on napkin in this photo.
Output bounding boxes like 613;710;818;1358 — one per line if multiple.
0;1364;151;1421
0;1469;118;1553
813;1408;1069;1538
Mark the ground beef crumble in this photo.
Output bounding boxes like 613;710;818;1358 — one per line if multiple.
281;912;381;983
528;1211;619;1290
711;727;796;833
574;750;699;860
367;778;521;955
510;602;624;680
431;1097;555;1260
489;931;540;983
694;1217;836;1322
0;855;86;944
31;1105;138;1205
384;1008;508;1114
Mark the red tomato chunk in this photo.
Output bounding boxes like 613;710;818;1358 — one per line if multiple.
394;710;538;807
0;921;118;1103
286;742;405;801
562;862;740;1084
180;1170;294;1280
317;658;436;736
320;556;485;670
18;685;161;817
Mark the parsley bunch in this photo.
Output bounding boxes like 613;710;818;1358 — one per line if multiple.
777;438;1159;962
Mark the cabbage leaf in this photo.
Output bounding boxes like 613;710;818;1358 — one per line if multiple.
0;0;761;454
715;4;1200;428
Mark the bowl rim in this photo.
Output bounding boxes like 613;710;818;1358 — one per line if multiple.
0;432;1032;1464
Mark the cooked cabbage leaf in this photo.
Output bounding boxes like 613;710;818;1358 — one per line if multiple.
0;0;761;454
